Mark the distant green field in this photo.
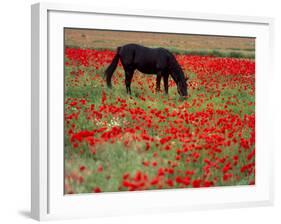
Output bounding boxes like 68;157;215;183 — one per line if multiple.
65;29;255;59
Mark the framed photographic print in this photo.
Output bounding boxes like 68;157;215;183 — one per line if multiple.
31;2;274;221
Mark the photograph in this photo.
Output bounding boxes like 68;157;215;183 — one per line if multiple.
63;28;255;194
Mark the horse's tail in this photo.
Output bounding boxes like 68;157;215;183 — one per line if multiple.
105;47;121;88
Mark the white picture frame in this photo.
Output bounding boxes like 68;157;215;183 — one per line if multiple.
31;2;274;221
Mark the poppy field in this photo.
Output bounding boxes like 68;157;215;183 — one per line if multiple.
64;34;255;194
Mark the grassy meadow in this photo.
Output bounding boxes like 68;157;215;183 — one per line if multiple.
64;29;255;194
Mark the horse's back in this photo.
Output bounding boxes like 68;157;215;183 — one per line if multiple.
119;44;172;74
120;44;170;58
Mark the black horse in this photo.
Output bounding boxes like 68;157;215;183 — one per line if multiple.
104;44;188;97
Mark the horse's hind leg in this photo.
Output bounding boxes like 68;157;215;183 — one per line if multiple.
163;73;169;94
125;69;134;94
156;72;162;92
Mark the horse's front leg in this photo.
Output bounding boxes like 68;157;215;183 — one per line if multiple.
163;73;169;94
156;73;162;92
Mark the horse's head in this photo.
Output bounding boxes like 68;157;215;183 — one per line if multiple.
177;77;188;97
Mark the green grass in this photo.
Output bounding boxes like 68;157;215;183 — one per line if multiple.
64;53;255;194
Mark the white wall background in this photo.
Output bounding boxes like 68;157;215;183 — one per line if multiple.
0;0;279;223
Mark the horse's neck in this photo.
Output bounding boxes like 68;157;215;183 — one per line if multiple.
170;72;179;84
169;55;183;83
169;63;182;84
